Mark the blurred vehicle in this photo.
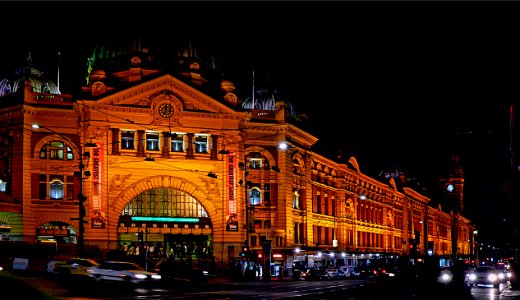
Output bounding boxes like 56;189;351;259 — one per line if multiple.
495;263;513;284
324;268;341;280
465;266;503;288
302;268;328;280
338;266;351;279
369;266;389;278
437;267;454;285
350;266;370;278
87;260;161;284
498;268;513;283
152;259;209;283
48;258;99;277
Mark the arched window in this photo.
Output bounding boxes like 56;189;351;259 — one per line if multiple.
41;141;74;160
49;179;64;200
122;188;208;218
249;187;262;206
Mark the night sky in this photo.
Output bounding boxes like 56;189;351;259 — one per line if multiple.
3;1;520;247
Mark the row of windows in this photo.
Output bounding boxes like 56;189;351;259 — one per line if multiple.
121;131;210;153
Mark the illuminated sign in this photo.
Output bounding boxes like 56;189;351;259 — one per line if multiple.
91;143;105;229
131;216;200;223
225;152;238;231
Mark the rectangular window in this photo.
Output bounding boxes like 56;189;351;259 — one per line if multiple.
66;175;74;200
121;130;135;150
171;134;184;152
249;158;262;169
194;135;208;153
50;180;64;200
39;174;47;200
146;132;160;151
49;141;64;160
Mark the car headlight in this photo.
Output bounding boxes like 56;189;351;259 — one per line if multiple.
151;274;161;280
498;273;505;280
488;274;498;282
135;274;147;279
441;273;452;282
468;274;477;281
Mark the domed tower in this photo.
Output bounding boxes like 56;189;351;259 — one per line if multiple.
0;53;61;99
81;33;235;104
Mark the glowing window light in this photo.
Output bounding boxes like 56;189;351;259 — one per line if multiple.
131;216;199;223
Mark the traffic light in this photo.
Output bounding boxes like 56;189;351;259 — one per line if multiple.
138;231;144;243
240;245;249;260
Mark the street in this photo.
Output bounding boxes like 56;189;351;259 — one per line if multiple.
3;269;520;300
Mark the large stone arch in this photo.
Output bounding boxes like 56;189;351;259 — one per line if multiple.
108;175;219;230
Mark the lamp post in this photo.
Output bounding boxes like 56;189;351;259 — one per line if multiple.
473;230;479;266
238;159;253;280
76;151;89;258
32;124;95;258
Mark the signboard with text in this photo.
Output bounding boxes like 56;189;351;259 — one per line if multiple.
91;143;106;229
225;152;239;231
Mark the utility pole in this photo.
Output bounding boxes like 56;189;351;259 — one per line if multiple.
76;146;89;258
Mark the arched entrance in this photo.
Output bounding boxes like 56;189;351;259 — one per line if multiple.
114;176;217;268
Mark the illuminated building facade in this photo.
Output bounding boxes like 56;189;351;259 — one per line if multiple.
0;37;473;272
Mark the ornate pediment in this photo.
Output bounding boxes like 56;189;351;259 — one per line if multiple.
94;74;236;115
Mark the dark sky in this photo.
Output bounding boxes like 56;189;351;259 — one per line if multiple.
3;1;520;245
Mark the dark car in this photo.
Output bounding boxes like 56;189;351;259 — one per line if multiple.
350;266;371;278
465;266;503;288
302;268;328;280
152;260;209;284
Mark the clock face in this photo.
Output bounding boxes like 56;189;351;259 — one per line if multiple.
158;103;174;118
446;184;454;192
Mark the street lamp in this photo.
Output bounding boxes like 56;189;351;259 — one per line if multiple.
32;124;96;257
473;230;479;266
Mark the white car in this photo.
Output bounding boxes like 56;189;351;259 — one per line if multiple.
87;261;161;283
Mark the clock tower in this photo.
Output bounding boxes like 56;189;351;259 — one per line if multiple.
439;155;465;213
